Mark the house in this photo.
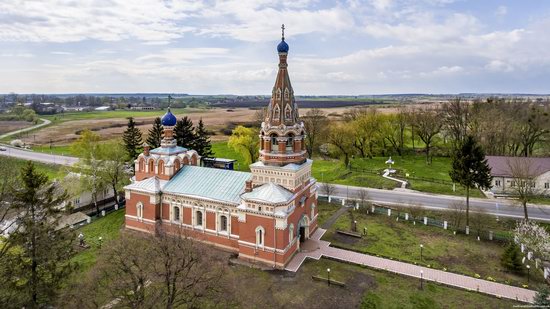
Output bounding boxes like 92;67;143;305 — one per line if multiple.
61;172;117;214
487;156;550;196
123;28;318;269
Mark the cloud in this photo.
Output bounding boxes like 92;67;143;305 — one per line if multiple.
50;51;73;55
485;60;514;72
496;6;508;17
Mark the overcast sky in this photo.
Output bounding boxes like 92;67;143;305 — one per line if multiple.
1;0;550;95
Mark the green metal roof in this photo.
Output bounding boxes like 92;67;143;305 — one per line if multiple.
163;165;251;204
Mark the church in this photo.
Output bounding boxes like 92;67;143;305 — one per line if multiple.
124;27;318;269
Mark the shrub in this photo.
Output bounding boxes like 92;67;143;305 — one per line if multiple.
534;286;550;307
500;243;523;273
361;292;381;309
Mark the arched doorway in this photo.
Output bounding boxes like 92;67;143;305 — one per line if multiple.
297;214;310;243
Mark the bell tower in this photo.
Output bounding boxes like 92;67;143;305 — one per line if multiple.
259;24;307;167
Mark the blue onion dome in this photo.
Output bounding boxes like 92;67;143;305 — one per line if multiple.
277;39;289;53
161;107;177;126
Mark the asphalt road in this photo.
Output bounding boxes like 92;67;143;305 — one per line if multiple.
0;145;78;166
0;118;51;139
324;183;550;222
0;144;548;221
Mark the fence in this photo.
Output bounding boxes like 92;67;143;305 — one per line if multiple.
319;194;512;243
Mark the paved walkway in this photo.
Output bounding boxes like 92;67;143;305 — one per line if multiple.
0;118;51;140
286;228;536;303
321;206;348;230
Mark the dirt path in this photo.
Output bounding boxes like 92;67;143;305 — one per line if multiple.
321;205;348;230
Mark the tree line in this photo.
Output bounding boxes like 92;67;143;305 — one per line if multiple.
122;116;214;161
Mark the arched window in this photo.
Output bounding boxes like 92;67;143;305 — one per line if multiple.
284;88;289;100
191;155;197;166
138;159;145;172
195;210;203;226
286;133;294;151
148;160;154;173
158;160;165;175
273;105;280;120
136;203;143;220
183;156;189;165
174;159;181;171
220;215;228;232
289;223;294;243
270;133;278;150
311;203;316;220
173;206;181;222
256;226;265;247
284;104;292;120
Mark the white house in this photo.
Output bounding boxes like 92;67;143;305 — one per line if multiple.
487;156;550;196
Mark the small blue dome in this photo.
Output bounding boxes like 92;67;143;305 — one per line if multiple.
277;39;289;53
161;108;177;126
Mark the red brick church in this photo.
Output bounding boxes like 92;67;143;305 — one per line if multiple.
124;27;318;269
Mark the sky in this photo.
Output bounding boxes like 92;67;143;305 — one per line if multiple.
1;0;550;95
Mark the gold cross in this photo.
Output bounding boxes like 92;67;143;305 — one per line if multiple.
281;24;285;40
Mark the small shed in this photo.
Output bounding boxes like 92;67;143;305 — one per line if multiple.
203;158;237;170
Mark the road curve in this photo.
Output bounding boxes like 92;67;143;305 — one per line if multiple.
0;145;78;166
0;118;52;140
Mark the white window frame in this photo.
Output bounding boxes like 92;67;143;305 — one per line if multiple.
289;223;294;243
136;202;144;220
256;226;265;247
172;205;181;223
219;214;228;232
311;203;316;220
195;210;203;227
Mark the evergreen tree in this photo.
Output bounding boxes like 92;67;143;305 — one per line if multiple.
0;162;75;307
193;118;213;158
146;117;163;149
449;135;492;227
500;242;523;273
122;117;143;160
174;116;195;149
534;287;550;306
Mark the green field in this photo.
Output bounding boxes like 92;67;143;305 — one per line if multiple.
322;209;546;289
2;156;67;180
43;108;193;123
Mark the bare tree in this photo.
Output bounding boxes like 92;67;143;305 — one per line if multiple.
253;107;267;127
507;158;544;220
407;203;425;223
413;107;443;164
442;97;470;149
448;201;466;230
302;108;328;158
321;182;336;199
355;188;371;214
470;208;488;238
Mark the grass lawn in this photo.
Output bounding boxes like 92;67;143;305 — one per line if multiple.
32;144;77;156
314;155;485;198
227;257;520;308
322;210;546;290
211;141;250;172
2;156;67;180
316;201;342;227
71;209;125;272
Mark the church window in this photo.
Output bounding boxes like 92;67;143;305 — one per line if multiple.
289;223;294;243
284;88;289;100
258;206;262;212
286;133;294;151
148;160;154;173
256;226;265;247
158;160;165;175
195;210;203;226
276;88;281;99
220;215;228;232
136;203;143;219
139;159;145;172
284;104;292;120
174;159;181;171
173;206;181;222
270;133;278;150
311;203;316;220
273;105;280;120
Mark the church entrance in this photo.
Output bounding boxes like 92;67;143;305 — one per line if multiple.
299;226;306;243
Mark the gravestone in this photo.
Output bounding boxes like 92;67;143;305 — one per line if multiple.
405;213;409;220
387;209;391;216
101;210;106;217
489;231;493;241
423;217;427;225
115;204;119;210
443;221;447;230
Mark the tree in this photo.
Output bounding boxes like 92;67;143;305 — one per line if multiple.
0;159;18;255
507;158;542;220
328;123;355;167
71;130;108;216
380;113;406;156
514;220;550;260
533;287;550;307
174;116;195;149
228;126;259;165
413;108;443;164
352;109;381;158
448;201;465;230
99;141;130;207
123;117;143;161
442;98;470;149
193;118;214;158
302;108;328;158
146;117;163;149
449;135;492;227
321;182;336;198
1;162;75;308
500;242;523;273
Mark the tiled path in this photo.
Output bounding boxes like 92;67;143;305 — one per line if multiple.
286;228;536;303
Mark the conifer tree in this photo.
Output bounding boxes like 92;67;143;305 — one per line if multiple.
0;162;75;308
123;117;143;160
174;116;194;149
500;242;523;273
193;118;213;158
146;117;163;149
449;135;492;227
